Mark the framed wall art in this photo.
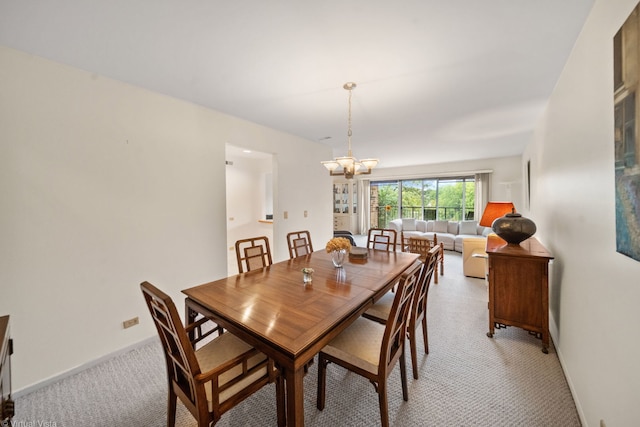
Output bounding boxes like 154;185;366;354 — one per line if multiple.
614;3;640;262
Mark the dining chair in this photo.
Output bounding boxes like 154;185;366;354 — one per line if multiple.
286;230;314;259
402;234;444;284
235;236;273;273
316;260;422;427
363;245;440;379
140;281;285;427
406;236;431;258
367;228;397;251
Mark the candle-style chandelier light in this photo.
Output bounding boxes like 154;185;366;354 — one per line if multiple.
321;82;378;179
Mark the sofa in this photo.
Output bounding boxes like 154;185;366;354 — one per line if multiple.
388;218;492;252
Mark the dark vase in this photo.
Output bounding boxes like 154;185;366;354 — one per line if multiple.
492;212;537;245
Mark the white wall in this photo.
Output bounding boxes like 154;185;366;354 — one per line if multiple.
370;155;525;210
526;1;640;426
0;46;333;392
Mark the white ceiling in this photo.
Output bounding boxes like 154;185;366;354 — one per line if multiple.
0;0;595;168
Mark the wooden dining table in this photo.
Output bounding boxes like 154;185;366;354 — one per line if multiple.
182;248;419;426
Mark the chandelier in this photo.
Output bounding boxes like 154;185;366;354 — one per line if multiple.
321;82;378;179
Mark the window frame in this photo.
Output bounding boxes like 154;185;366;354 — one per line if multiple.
370;176;475;228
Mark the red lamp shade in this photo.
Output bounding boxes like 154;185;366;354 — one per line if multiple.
479;202;515;227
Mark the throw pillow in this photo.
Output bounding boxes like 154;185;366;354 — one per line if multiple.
433;220;448;233
402;218;417;231
448;221;459;234
459;221;478;235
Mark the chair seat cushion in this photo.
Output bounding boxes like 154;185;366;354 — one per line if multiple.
321;317;385;375
363;291;395;322
196;332;268;407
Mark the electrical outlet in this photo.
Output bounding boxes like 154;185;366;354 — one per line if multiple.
284;211;288;219
123;317;139;329
304;210;308;218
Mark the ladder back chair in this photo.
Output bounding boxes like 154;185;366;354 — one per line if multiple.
286;230;314;259
316;260;422;427
363;245;440;379
367;228;398;252
140;281;285;427
403;233;444;284
235;236;273;273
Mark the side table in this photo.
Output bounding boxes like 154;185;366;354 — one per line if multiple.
485;235;554;353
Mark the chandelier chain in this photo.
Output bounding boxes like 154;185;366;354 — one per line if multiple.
347;85;353;155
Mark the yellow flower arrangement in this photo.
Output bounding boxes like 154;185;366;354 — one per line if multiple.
325;237;351;253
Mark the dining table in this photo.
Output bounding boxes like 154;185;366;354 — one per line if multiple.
182;248;419;426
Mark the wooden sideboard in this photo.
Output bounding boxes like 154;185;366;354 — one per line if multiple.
485;235;554;353
1;315;14;423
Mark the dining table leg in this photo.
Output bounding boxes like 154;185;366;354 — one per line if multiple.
284;365;306;426
185;305;197;341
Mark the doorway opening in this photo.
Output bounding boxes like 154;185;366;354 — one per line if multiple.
225;144;274;275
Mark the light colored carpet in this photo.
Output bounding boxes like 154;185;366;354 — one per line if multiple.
13;251;581;426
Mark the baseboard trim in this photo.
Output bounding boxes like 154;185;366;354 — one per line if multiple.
13;336;158;398
549;313;586;427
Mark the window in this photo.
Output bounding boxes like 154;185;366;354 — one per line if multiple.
370;177;475;228
370;181;398;229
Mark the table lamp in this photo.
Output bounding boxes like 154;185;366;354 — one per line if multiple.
479;201;536;245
